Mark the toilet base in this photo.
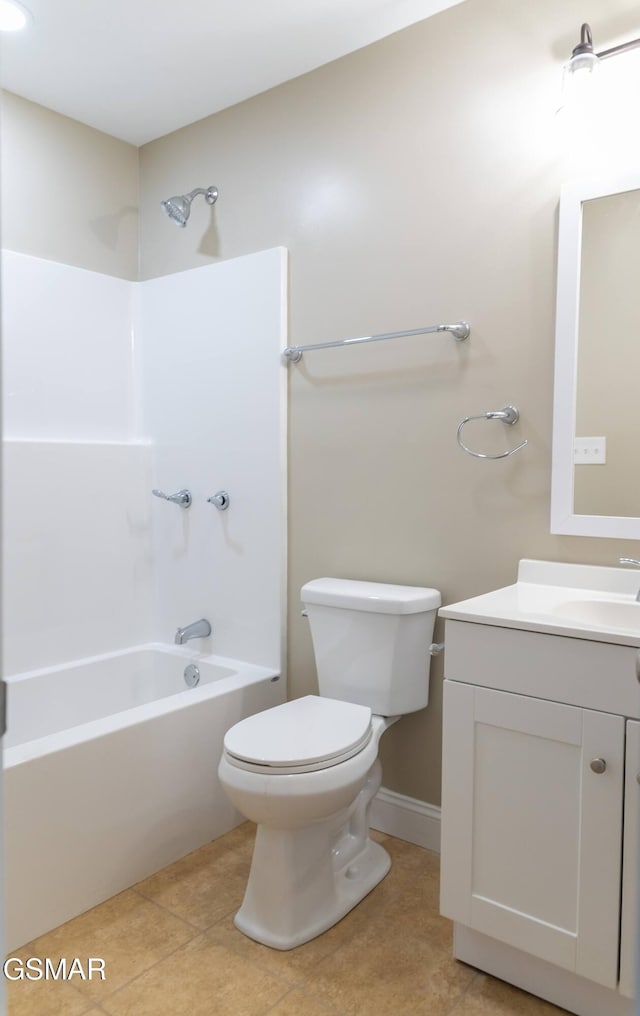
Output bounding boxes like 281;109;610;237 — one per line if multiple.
234;830;391;951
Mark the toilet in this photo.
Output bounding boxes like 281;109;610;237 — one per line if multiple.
218;577;441;950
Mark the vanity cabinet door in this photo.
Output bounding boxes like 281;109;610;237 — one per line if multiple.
440;681;624;989
619;720;639;999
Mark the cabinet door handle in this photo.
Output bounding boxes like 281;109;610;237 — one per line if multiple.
590;758;607;774
636;651;640;683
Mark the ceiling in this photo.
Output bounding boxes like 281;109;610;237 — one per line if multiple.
0;0;465;146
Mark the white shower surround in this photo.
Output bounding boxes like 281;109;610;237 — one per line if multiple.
1;246;288;947
2;246;287;672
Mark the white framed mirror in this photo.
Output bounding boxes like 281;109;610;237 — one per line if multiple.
551;171;640;539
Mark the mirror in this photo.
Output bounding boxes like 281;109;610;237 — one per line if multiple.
551;171;640;539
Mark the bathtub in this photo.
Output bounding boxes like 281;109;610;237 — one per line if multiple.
3;644;284;950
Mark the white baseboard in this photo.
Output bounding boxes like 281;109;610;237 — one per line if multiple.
369;786;441;852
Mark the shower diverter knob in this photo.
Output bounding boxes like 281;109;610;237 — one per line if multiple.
207;491;230;510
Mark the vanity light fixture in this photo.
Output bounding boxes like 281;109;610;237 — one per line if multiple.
564;22;640;81
559;22;640;116
0;0;31;31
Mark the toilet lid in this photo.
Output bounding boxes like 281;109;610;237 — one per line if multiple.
223;695;372;773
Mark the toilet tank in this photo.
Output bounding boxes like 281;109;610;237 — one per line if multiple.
301;578;441;716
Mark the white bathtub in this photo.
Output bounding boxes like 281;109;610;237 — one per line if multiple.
3;644;284;949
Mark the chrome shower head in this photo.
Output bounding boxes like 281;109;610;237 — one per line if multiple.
161;185;218;227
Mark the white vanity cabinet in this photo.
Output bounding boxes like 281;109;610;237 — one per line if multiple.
439;561;640;1016
441;680;624;988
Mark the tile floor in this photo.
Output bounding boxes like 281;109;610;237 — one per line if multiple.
7;824;570;1016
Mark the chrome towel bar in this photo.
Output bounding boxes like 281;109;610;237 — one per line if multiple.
456;405;528;460
282;320;470;364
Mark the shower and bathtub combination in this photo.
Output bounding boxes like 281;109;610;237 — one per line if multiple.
1;237;288;949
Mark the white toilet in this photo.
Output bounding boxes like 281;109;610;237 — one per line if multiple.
218;577;441;950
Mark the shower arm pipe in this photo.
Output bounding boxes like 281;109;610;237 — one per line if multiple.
186;186;217;202
282;320;470;364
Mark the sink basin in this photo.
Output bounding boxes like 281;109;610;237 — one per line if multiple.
552;598;640;633
439;559;640;645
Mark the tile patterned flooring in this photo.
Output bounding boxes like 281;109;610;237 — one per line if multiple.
8;824;571;1016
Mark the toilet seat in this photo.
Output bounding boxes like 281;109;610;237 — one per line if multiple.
223;695;373;775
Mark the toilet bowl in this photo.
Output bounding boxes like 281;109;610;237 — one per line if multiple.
219;578;441;950
219;696;396;950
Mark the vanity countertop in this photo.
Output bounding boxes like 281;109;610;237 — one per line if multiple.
439;559;640;648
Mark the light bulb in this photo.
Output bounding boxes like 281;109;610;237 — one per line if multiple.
0;0;31;31
558;52;600;115
566;51;600;77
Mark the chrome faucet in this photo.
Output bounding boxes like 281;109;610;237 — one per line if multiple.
175;618;212;645
619;558;640;602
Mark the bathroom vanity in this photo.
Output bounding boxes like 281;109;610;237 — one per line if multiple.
439;560;640;1016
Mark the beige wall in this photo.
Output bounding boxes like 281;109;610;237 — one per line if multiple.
1;91;139;280
4;0;639;806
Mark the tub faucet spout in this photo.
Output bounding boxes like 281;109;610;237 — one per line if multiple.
619;559;640;602
175;619;212;645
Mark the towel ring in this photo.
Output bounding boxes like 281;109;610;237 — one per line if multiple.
456;405;528;460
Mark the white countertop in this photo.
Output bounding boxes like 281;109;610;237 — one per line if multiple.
439;559;640;648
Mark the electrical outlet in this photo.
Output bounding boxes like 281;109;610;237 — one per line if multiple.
573;436;606;464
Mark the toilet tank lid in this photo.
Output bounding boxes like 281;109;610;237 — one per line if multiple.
301;578;441;614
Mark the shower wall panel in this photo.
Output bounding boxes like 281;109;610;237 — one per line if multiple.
1;251;153;675
137;247;287;670
2;439;154;674
2;250;137;441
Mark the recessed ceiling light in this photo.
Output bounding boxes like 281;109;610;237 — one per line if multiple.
0;0;31;32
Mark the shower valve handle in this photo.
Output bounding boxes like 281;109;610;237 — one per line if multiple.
207;491;230;511
152;488;192;508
